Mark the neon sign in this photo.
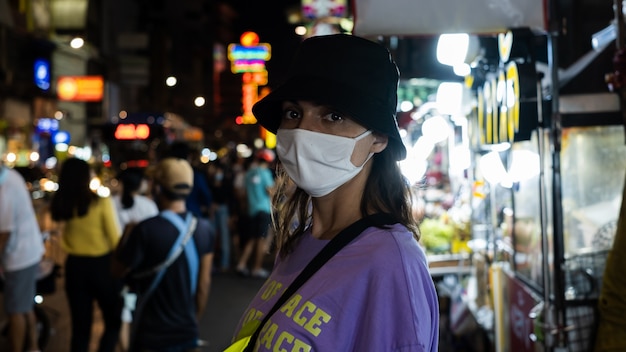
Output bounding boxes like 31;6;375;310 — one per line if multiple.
228;44;271;73
114;124;150;140
228;31;271;74
34;59;51;90
229;32;271;124
57;76;104;102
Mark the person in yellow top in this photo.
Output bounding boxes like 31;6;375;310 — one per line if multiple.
50;157;123;352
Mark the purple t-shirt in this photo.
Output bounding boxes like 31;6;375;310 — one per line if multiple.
232;223;439;351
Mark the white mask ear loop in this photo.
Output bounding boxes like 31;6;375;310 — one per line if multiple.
354;130;373;141
353;130;374;167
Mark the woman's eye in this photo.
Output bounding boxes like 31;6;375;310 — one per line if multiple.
282;109;300;120
325;112;343;122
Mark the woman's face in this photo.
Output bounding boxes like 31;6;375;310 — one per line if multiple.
279;100;387;166
279;100;366;137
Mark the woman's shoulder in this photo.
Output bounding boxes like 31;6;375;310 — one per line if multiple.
355;223;429;267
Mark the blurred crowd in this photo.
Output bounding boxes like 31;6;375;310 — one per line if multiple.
0;140;278;352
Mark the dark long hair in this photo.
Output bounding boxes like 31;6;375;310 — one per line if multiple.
50;158;98;221
272;146;420;257
117;168;144;209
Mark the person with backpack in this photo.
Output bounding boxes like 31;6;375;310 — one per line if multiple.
112;158;214;352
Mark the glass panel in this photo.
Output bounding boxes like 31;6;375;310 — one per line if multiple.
510;130;553;293
561;126;626;255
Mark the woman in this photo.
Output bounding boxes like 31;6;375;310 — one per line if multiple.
114;167;159;234
228;34;439;351
50;158;123;352
112;168;159;352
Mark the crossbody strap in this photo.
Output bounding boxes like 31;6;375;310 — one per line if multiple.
130;211;197;351
243;213;396;352
132;211;196;280
159;210;200;293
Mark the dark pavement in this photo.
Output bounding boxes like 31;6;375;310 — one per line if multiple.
201;273;266;351
0;270;266;352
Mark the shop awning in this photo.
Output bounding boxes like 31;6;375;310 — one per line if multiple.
352;0;548;36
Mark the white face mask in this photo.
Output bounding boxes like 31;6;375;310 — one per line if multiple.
276;129;373;197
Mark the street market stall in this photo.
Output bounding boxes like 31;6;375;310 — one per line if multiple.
353;0;625;351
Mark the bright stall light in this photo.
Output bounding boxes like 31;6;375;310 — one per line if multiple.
421;115;450;144
453;63;471;77
436;33;469;66
166;76;177;87
254;138;265;149
436;82;463;115
508;150;540;182
479;151;508;185
236;144;253;158
437;33;479;67
194;96;205;107
399;158;428;186
44;157;57;170
96;186;111;198
399;138;429;185
89;177;102;191
6;152;16;163
295;26;307;36
42;179;58;192
30;152;40;162
70;37;84;49
55;143;68;152
450;145;472;173
400;100;414;112
412;136;435;161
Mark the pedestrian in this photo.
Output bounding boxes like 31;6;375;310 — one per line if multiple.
114;167;159;235
49;157;123;352
234;150;275;279
227;34;439;351
208;160;234;272
112;167;159;352
112;157;214;352
168;142;213;219
0;162;46;352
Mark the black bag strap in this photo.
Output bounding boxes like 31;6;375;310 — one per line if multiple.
243;213;396;352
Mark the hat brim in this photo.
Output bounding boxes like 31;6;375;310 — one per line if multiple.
253;75;407;160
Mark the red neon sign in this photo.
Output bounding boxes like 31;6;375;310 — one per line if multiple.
114;124;150;140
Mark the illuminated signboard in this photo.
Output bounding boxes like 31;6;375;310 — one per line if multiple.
34;59;51;90
57;76;104;102
114;124;150;140
228;44;271;73
228;32;271;74
302;0;347;19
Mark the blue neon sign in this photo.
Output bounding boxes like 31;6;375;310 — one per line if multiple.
34;59;51;91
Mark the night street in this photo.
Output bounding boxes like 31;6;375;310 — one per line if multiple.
0;271;266;352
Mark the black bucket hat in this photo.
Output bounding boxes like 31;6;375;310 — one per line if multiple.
252;34;407;161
